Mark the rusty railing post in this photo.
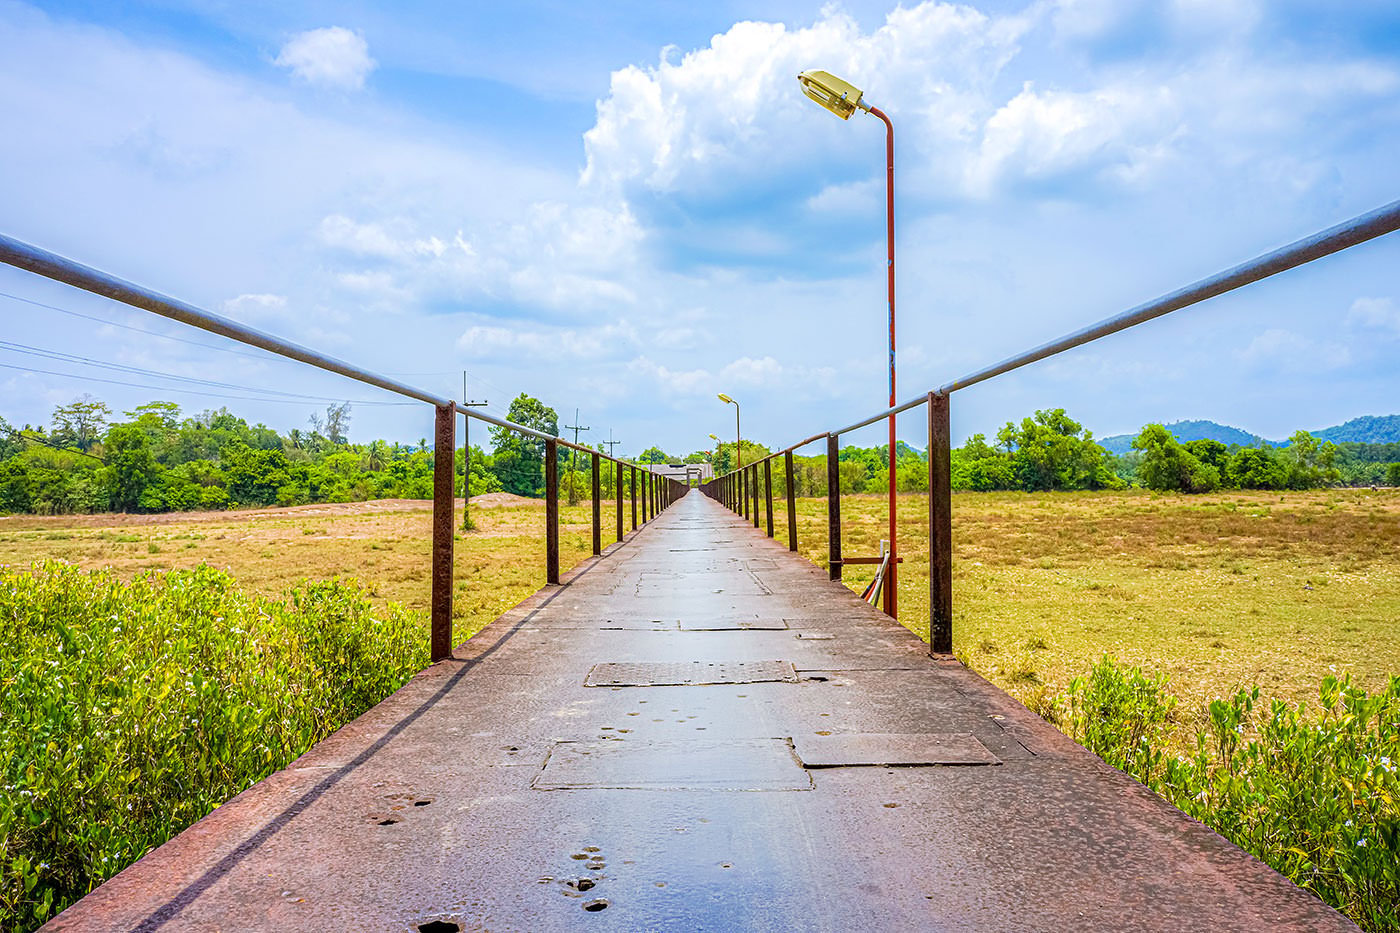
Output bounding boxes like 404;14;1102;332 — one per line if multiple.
642;470;650;523
827;433;842;581
615;461;624;541
751;466;760;529
431;403;455;661
784;450;797;552
631;466;638;530
928;392;953;654
591;451;602;556
742;464;749;519
545;438;560;584
764;459;774;537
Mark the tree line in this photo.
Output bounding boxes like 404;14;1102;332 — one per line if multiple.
2;397;1398;516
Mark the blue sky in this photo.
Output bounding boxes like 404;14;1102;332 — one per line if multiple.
2;0;1398;457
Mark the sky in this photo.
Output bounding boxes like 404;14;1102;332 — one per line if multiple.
2;0;1398;457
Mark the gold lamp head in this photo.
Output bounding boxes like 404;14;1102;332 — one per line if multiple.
798;70;866;120
709;433;719;440
717;393;735;405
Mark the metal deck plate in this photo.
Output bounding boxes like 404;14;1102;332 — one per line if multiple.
679;619;788;631
598;619;679;631
584;660;799;687
533;739;813;790
793;733;1002;767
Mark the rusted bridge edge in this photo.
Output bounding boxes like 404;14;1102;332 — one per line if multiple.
43;493;1355;933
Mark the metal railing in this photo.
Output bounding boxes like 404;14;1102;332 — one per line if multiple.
702;197;1400;654
0;233;688;662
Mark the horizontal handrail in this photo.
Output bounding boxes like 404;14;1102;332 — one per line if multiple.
0;232;641;469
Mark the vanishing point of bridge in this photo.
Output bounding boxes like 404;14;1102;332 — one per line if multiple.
46;491;1355;932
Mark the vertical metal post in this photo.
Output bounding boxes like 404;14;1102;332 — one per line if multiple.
642;470;650;523
545;438;560;584
615;461;624;541
785;450;797;552
431;403;455;661
631;467;638;530
827;433;842;581
928;392;953;654
751;466;760;529
742;465;749;519
591;452;602;556
763;459;774;538
461;394;470;532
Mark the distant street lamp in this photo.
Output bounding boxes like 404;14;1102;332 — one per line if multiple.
717;394;741;468
798;69;899;619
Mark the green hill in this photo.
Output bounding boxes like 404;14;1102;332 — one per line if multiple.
1312;414;1400;444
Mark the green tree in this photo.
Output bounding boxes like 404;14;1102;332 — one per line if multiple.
50;395;111;452
1283;430;1338;489
103;424;157;511
1133;424;1220;493
489;394;558;497
1001;409;1118;491
1227;446;1290;489
638;446;672;464
1387;463;1400;486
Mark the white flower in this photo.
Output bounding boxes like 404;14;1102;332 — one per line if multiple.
1357;839;1368;848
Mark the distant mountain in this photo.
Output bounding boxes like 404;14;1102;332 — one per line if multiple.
1312;415;1400;444
1097;415;1400;454
1098;420;1267;455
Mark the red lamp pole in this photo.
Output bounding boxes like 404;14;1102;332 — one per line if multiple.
869;106;897;619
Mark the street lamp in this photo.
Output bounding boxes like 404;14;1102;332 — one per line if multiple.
717;394;741;468
798;68;899;620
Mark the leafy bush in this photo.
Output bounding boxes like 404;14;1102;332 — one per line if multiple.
1062;656;1177;783
1060;658;1399;932
0;562;428;930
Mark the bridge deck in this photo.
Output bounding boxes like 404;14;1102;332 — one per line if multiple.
48;492;1354;932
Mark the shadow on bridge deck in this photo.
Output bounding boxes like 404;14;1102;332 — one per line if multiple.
45;491;1355;932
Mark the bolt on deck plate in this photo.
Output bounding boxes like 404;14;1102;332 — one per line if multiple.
584;660;799;687
533;738;812;790
792;733;1001;768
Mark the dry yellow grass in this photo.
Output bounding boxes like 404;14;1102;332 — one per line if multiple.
775;488;1400;725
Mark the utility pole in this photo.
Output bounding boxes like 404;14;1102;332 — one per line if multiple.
601;431;621;501
563;408;590;506
460;372;488;530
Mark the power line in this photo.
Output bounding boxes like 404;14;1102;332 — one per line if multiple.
0;289;274;361
0;360;415;407
0;339;409;405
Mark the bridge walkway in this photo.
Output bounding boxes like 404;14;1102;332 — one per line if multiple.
47;491;1354;932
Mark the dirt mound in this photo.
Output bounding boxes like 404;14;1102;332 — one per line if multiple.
467;492;534;508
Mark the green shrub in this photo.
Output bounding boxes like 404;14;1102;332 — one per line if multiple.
0;562;428;930
1060;659;1399;932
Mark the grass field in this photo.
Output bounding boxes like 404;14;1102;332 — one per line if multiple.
4;487;1395;725
773;487;1400;732
0;493;617;646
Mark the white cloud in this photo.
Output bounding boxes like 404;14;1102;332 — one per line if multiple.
968;82;1180;193
582;4;1029;198
457;321;640;361
223;293;287;316
1239;328;1351;372
627;354;837;399
1346;296;1400;337
275;26;376;90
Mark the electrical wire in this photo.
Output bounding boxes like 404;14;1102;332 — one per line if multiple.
0;339;411;406
0;289;274;361
0;360;414;407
